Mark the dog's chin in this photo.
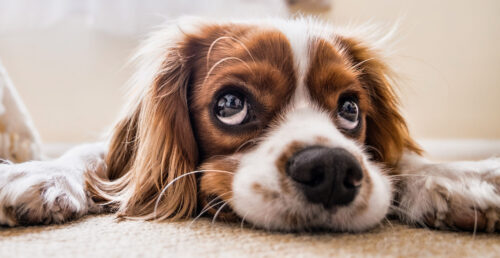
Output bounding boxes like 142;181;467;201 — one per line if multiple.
231;194;391;232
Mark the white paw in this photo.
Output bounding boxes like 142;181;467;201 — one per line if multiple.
0;161;100;226
397;158;500;232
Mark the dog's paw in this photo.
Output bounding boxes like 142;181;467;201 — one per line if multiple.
0;161;99;226
397;158;500;232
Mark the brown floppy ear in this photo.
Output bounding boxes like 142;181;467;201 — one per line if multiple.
88;22;200;220
339;37;422;167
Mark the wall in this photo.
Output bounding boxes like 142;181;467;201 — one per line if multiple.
0;17;135;142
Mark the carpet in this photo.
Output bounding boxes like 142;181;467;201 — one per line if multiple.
1;215;499;257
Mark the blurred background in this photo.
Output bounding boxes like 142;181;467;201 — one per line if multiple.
0;0;498;147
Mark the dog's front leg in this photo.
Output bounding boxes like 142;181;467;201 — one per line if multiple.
394;152;500;232
0;143;107;226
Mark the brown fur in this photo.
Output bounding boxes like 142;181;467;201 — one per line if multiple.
337;37;422;167
275;141;306;176
307;39;370;142
198;156;239;221
87;32;200;220
189;30;297;159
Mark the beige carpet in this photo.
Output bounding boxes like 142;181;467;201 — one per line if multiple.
1;215;499;257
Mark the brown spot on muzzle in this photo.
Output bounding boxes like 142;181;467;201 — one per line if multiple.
275;141;307;194
352;160;372;212
252;183;280;201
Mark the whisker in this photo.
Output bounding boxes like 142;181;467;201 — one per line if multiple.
200;192;233;215
387;174;442;179
363;145;383;160
235;138;258;153
153;170;235;219
203;56;252;86
240;211;250;231
211;201;231;225
389;205;431;230
190;191;233;226
351;57;375;71
206;36;256;70
191;200;226;226
384;217;394;230
472;202;478;239
262;213;271;233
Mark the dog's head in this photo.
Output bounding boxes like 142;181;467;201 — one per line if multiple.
100;17;420;232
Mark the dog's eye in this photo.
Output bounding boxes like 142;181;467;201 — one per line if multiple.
215;93;248;125
337;99;359;130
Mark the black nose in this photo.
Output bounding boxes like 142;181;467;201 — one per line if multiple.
286;146;363;208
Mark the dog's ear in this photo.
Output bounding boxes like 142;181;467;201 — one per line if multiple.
339;37;422;167
89;21;201;220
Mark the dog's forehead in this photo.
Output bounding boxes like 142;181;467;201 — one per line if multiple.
198;21;357;100
270;21;313;84
259;21;361;110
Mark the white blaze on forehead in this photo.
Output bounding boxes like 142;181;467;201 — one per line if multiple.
271;20;313;109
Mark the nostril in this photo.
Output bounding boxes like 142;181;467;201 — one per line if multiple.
304;167;325;187
287;162;325;187
343;176;362;189
343;169;363;189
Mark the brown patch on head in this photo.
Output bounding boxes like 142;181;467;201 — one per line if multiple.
305;36;422;167
306;39;370;142
335;37;422;167
188;27;297;159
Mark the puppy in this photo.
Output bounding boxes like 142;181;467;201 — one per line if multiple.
1;17;499;232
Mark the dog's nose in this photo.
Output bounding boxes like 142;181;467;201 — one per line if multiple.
286;146;363;208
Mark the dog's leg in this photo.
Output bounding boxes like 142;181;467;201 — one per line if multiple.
394;152;500;232
0;143;106;226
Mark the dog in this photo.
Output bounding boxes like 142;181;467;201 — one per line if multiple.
0;17;499;232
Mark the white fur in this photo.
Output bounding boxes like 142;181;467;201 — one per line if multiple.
396;152;500;231
0;143;106;226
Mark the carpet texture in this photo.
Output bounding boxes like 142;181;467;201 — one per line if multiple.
1;215;499;257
